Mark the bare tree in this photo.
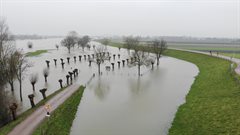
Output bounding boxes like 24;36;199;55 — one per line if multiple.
151;40;167;66
0;19;15;87
61;31;78;53
0;19;19;124
90;46;110;75
130;49;153;76
29;73;38;91
15;51;31;101
77;35;90;51
124;36;140;52
6;51;19;91
127;38;153;76
43;68;49;83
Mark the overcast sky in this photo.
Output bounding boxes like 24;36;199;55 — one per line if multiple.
0;0;240;38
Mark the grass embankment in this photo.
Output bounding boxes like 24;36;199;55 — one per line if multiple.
170;45;240;59
26;50;48;57
164;50;240;135
33;86;85;135
220;53;240;59
0;87;66;135
105;41;240;134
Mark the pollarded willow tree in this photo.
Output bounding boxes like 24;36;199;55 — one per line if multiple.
61;31;78;54
29;73;38;91
90;46;110;75
151;39;167;66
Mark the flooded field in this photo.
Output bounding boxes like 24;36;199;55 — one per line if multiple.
8;38;198;134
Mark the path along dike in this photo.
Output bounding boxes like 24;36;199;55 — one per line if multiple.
7;84;80;135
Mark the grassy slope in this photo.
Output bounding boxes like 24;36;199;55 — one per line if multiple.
26;50;48;57
169;45;240;51
32;86;85;135
170;46;240;59
220;53;240;59
0;87;66;135
165;50;240;135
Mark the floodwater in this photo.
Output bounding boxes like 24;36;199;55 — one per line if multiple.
9;38;95;112
70;43;199;134
7;38;198;134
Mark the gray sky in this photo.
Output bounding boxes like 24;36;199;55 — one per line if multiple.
1;0;240;38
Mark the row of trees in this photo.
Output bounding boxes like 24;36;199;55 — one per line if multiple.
92;36;167;77
123;36;167;76
61;31;90;53
0;19;31;125
0;20;31;102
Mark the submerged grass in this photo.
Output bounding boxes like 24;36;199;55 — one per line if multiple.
0;87;66;135
26;50;48;57
32;86;85;135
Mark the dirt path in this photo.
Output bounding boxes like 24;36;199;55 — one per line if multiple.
7;84;80;135
170;48;240;75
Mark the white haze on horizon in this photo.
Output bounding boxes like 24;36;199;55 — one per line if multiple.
0;0;240;38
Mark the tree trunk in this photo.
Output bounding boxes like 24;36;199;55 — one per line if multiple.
68;47;70;54
32;83;35;91
98;64;101;75
138;64;140;76
45;76;47;82
19;80;23;102
9;82;14;92
11;110;16;120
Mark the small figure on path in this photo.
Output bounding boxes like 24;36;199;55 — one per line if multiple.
44;104;51;117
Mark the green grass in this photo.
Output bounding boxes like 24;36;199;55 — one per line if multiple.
32;86;85;135
104;41;240;134
0;87;66;135
170;44;240;59
164;50;240;135
220;52;240;59
26;50;48;57
170;45;240;52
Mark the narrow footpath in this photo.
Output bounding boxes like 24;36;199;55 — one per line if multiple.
170;48;240;75
7;84;80;135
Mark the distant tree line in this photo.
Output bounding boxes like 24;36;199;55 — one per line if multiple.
61;31;90;53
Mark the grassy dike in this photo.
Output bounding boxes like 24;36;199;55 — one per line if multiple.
165;50;240;134
0;87;67;135
32;86;85;135
107;42;240;134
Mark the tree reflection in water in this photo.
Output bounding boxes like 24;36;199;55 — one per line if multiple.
128;76;151;96
90;76;110;100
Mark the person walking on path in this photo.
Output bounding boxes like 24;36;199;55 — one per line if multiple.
44;104;51;117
